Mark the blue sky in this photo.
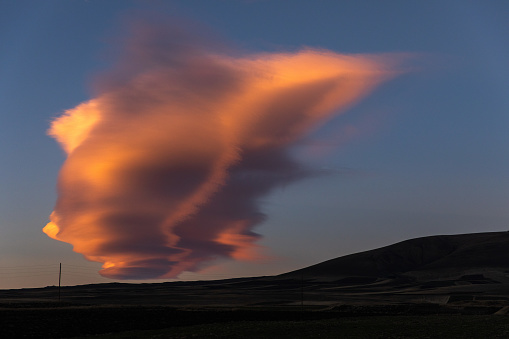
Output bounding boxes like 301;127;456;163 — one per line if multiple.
1;0;508;288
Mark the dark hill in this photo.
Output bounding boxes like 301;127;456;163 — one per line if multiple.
3;231;509;313
280;231;509;281
4;232;509;338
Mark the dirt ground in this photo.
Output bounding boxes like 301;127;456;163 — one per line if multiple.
2;276;509;338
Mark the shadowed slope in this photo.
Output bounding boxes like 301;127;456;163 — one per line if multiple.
280;232;509;280
4;232;509;315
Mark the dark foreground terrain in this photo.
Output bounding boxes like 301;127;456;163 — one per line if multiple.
3;231;509;338
3;305;509;338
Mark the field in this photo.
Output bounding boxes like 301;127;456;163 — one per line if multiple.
3;304;509;338
2;276;509;338
82;316;509;339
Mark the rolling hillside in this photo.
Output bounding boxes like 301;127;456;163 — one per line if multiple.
280;231;509;281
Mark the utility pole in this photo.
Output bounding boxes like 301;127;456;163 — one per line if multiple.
58;263;61;302
299;272;304;321
300;272;304;310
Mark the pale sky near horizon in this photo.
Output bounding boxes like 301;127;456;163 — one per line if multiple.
1;0;509;289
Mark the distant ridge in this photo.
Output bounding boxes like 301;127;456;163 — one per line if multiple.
4;231;509;313
280;231;509;281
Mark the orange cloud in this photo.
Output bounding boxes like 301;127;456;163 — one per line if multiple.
44;24;402;279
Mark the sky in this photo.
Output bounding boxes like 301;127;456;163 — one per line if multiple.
1;0;509;289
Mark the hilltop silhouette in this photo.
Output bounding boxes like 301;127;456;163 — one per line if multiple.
281;231;509;282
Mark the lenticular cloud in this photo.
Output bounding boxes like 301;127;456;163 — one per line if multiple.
44;24;400;279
